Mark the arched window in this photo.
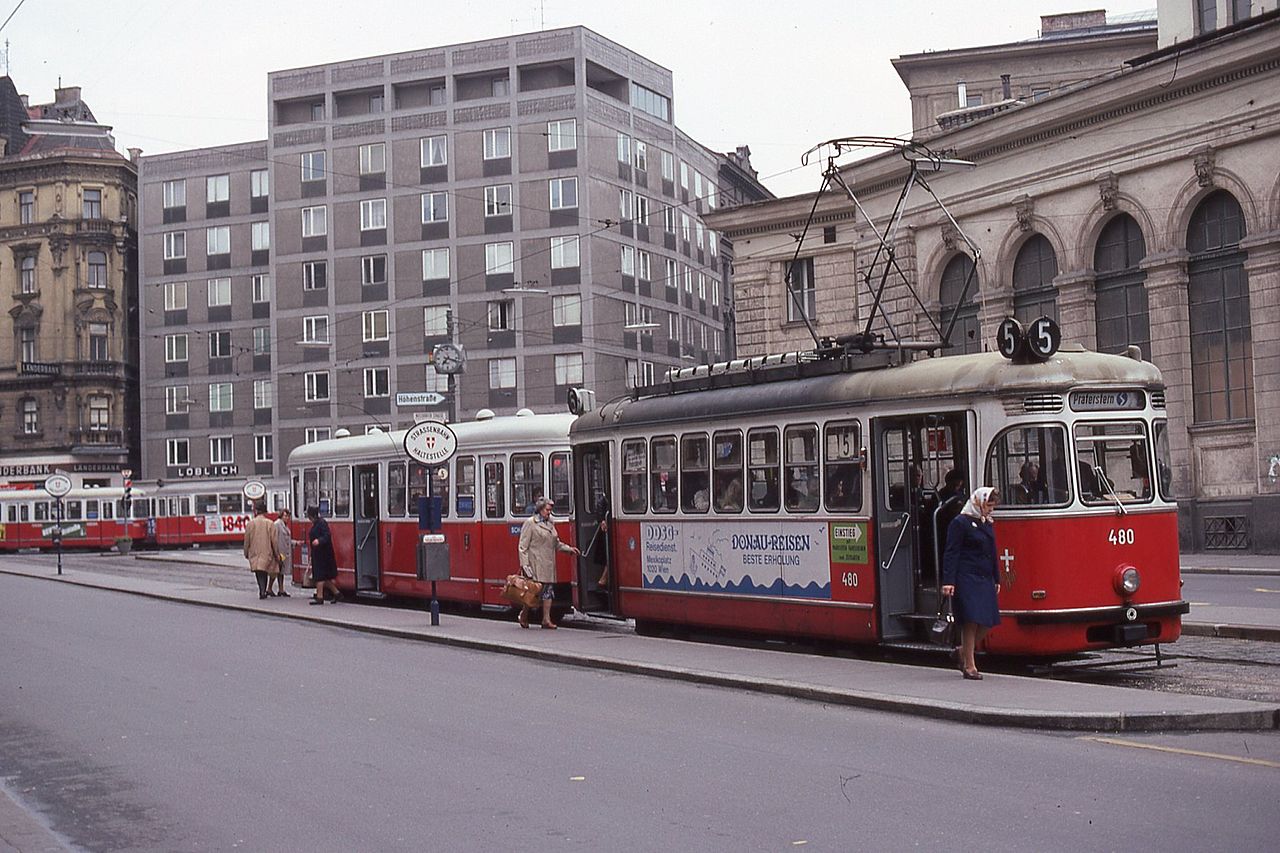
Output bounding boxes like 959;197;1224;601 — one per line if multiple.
1012;234;1059;323
938;253;981;354
1187;190;1251;423
87;251;108;289
1094;214;1149;356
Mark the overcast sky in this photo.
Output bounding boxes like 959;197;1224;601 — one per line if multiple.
7;1;1158;197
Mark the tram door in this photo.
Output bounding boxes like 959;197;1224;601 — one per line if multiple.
354;464;380;593
573;442;613;613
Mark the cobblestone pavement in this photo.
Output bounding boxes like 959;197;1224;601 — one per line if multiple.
8;551;1279;706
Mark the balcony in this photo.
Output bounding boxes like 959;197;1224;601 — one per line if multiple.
71;428;125;453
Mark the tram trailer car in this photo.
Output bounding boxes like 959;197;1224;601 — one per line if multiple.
287;412;578;606
0;486;143;550
569;346;1186;657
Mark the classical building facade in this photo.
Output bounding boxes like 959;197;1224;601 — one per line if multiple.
707;3;1280;552
139;27;768;489
0;79;138;489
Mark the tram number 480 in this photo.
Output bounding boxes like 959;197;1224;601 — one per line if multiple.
1108;528;1136;545
840;572;859;587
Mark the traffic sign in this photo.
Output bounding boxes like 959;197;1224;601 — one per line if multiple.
43;473;72;498
396;391;446;407
243;480;267;501
404;421;458;465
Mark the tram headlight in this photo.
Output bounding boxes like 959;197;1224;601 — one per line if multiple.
1113;564;1141;596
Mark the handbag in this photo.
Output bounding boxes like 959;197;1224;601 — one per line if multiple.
930;596;956;646
501;573;542;609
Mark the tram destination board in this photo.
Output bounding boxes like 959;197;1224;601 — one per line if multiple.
1069;390;1145;411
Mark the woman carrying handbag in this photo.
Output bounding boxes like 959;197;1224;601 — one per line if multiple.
941;487;1002;680
516;496;579;629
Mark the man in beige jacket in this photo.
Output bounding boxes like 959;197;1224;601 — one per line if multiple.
243;502;281;600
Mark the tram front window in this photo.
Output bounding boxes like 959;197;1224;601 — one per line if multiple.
1074;421;1152;505
1153;421;1174;500
985;425;1070;508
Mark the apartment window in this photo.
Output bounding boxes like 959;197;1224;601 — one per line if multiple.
553;294;582;327
208;330;232;358
550;235;579;269
786;257;817;322
634;141;647;172
429;84;446;105
20;256;35;293
681;212;691;241
359;142;385;174
547;119;576;152
422;248;449;280
164;333;188;363
424;305;449;336
1188;190;1251;423
205;277;230;307
554;353;584;386
253;326;271;355
695;221;705;250
637;250;651;281
661;150;675;182
549;177;577;210
165;386;190;415
304;371;330;401
302;315;329;344
209;436;234;464
421;135;448;167
166;438;190;467
361;254;386;286
619;189;633;222
251;221;270;251
162;180;185;209
19;190;34;223
485;184;512;217
209;382;233;412
664;258;677;287
250;169;268;198
255;434;273;463
425;365;448;392
304;427;330;444
617;133;631;164
707;183;717;209
360;198;387;231
369;92;384;112
206;225;230;256
80;188;102;219
698;273;706;300
363;367;389;398
630;82;670;121
708;230;718;256
163;232;186;260
253;379;273;409
301;205;327;237
19;326;36;362
680;161;689;190
88;323;109;362
206;175;229;204
621;245;635;276
485;242;514;275
300;151;326;182
302;261;327;291
252;274;271;303
634;195;649;226
694;172;703;201
488;300;514;331
421;192;448;223
684;265;693;293
489;358;516;389
483;127;511;160
1197;0;1217;33
362;309;389;341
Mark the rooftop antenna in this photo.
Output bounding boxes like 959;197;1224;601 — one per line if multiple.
4;40;9;76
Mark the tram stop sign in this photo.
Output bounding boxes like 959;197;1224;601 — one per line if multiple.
243;480;267;503
43;473;72;498
403;420;458;466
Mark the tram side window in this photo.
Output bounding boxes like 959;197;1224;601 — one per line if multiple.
680;433;710;513
388;462;408;517
303;470;319;515
621;439;648;513
409;463;430;516
65;500;83;521
456;456;476;517
220;493;243;514
180;496;191;516
19;503;29;522
318;468;335;516
34;501;49;521
1074;421;1152;505
334;466;352;518
196;493;218;514
511;453;545;515
824;421;862;512
484;461;505;518
292;474;301;519
102;501;115;520
4;505;15;522
1153;421;1174;501
430;465;451;518
712;430;744;513
984;425;1070;508
784;424;820;512
132;499;152;519
550;452;571;509
85;499;100;520
650;436;678;513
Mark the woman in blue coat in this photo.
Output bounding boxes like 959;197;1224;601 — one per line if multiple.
941;487;1001;679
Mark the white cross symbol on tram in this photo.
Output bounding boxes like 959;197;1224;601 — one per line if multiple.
1000;549;1015;572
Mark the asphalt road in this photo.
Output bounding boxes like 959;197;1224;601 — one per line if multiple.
1182;572;1280;609
2;574;1278;852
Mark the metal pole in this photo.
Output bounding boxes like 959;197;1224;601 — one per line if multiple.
430;580;440;626
54;497;63;576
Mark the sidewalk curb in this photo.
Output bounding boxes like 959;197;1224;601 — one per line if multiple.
1183;622;1280;642
1181;567;1280;576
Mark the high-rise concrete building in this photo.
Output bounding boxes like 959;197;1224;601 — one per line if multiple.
139;26;770;492
0;79;138;490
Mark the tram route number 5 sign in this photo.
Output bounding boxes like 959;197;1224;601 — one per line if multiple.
404;421;458;466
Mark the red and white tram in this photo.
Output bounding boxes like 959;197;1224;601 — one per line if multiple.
129;482;290;547
286;412;576;605
0;486;141;549
569;345;1186;657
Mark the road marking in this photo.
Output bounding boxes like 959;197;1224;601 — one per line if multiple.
1252;587;1280;594
1080;736;1280;769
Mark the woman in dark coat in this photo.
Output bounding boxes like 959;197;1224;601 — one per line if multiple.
306;506;339;605
941;487;1001;679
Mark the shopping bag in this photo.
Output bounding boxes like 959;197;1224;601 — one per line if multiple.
501;574;542;608
930;596;955;646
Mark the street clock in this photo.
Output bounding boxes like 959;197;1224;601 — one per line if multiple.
432;342;466;375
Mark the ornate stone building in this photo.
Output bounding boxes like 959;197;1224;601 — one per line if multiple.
707;4;1280;552
0;79;139;488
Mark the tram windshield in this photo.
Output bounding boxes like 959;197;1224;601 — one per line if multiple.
1073;421;1152;504
1153;421;1173;501
985;425;1070;508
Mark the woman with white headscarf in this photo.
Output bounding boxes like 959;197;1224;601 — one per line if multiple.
941;487;1002;679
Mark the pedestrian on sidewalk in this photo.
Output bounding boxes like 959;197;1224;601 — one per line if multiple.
306;505;339;606
270;508;293;597
243;501;281;600
517;496;579;629
941;487;1002;680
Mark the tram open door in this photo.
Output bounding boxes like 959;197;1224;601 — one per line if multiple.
354;464;381;596
872;413;971;642
573;442;615;615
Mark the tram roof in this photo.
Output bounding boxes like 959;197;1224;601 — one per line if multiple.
287;412;576;468
571;348;1163;435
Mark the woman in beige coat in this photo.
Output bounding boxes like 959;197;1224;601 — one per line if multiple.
517;496;579;629
270;508;293;597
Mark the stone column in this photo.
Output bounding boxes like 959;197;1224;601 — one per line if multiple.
1053;270;1097;351
1141;250;1193;499
1242;231;1280;551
